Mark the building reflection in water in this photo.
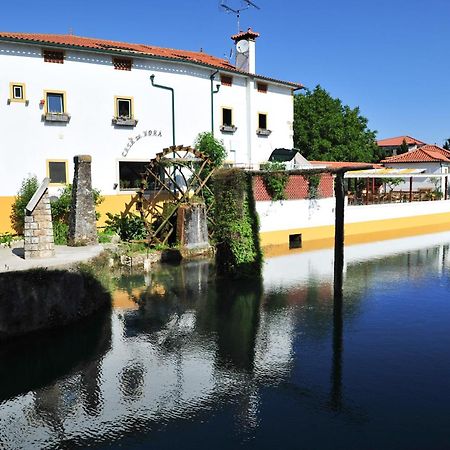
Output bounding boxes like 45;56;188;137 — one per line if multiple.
2;232;450;448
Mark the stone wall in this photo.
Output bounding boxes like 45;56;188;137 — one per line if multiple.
24;186;55;259
0;268;111;341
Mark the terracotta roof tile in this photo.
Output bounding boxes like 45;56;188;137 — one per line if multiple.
231;28;260;41
0;32;302;89
310;161;378;169
377;135;426;147
381;145;450;163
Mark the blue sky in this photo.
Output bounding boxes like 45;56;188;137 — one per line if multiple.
3;0;450;145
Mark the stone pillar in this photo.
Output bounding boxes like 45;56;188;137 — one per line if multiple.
176;203;211;257
24;178;55;259
68;155;98;246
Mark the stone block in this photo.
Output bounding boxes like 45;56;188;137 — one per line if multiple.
29;223;38;230
31;237;39;244
25;216;34;223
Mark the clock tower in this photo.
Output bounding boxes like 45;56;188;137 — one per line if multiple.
231;28;260;73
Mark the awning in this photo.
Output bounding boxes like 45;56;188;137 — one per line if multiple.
345;168;427;178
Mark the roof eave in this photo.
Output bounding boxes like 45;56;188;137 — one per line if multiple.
0;35;302;89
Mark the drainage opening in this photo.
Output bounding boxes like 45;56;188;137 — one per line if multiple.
289;233;302;249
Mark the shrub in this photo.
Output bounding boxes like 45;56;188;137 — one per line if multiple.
51;184;103;223
260;161;289;201
10;175;39;235
105;213;147;242
53;221;69;245
50;184;104;244
194;132;227;168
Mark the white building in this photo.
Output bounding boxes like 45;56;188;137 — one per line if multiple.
0;29;301;232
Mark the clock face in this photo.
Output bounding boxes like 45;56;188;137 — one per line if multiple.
236;39;249;54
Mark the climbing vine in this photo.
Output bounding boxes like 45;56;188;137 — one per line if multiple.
306;174;321;199
260;161;289;201
212;169;262;279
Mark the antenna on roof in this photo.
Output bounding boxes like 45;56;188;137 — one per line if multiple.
220;0;260;33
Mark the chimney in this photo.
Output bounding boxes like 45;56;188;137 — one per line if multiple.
231;28;260;73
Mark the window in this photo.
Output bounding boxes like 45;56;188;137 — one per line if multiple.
119;161;149;190
43;91;69;122
257;82;268;93
46;92;65;113
47;160;68;185
258;113;267;130
222;108;233;126
113;96;137;126
220;75;233;86
113;57;132;71
115;97;133;119
289;234;302;249
43;49;64;64
256;112;271;136
9;82;26;102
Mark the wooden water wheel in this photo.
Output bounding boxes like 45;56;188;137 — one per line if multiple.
135;145;216;246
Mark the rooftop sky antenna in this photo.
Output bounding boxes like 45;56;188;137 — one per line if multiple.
220;0;260;33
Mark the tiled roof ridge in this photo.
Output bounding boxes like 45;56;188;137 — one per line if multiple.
231;28;260;40
0;31;303;88
381;144;450;163
377;135;426;146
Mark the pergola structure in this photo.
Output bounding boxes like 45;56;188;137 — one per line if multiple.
344;168;450;204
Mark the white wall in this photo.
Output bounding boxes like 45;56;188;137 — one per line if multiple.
0;41;294;197
257;197;450;233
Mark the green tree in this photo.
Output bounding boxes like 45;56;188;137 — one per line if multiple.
293;85;378;162
194;132;227;168
397;138;409;155
10;175;39;235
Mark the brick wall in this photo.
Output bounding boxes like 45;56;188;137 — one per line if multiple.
253;173;334;201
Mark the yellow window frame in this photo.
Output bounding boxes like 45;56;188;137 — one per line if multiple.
258;112;268;130
44;90;67;114
221;106;234;126
46;159;69;186
9;82;26;103
114;96;134;119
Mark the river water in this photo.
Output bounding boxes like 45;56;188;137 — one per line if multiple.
2;232;450;449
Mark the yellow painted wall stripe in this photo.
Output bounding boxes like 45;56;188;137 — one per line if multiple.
261;211;450;256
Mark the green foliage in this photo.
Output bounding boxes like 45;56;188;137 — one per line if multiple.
10;175;39;235
398;138;409;155
306;174;321;199
384;177;402;192
105;213;147;242
213;169;262;279
293;85;379;162
50;184;103;244
98;229;116;244
260;161;289;201
194;131;227;168
0;233;14;247
53;221;69;245
51;184;103;223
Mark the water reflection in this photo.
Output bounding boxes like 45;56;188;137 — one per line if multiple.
2;232;450;449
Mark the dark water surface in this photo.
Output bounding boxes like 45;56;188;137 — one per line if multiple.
2;233;450;449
